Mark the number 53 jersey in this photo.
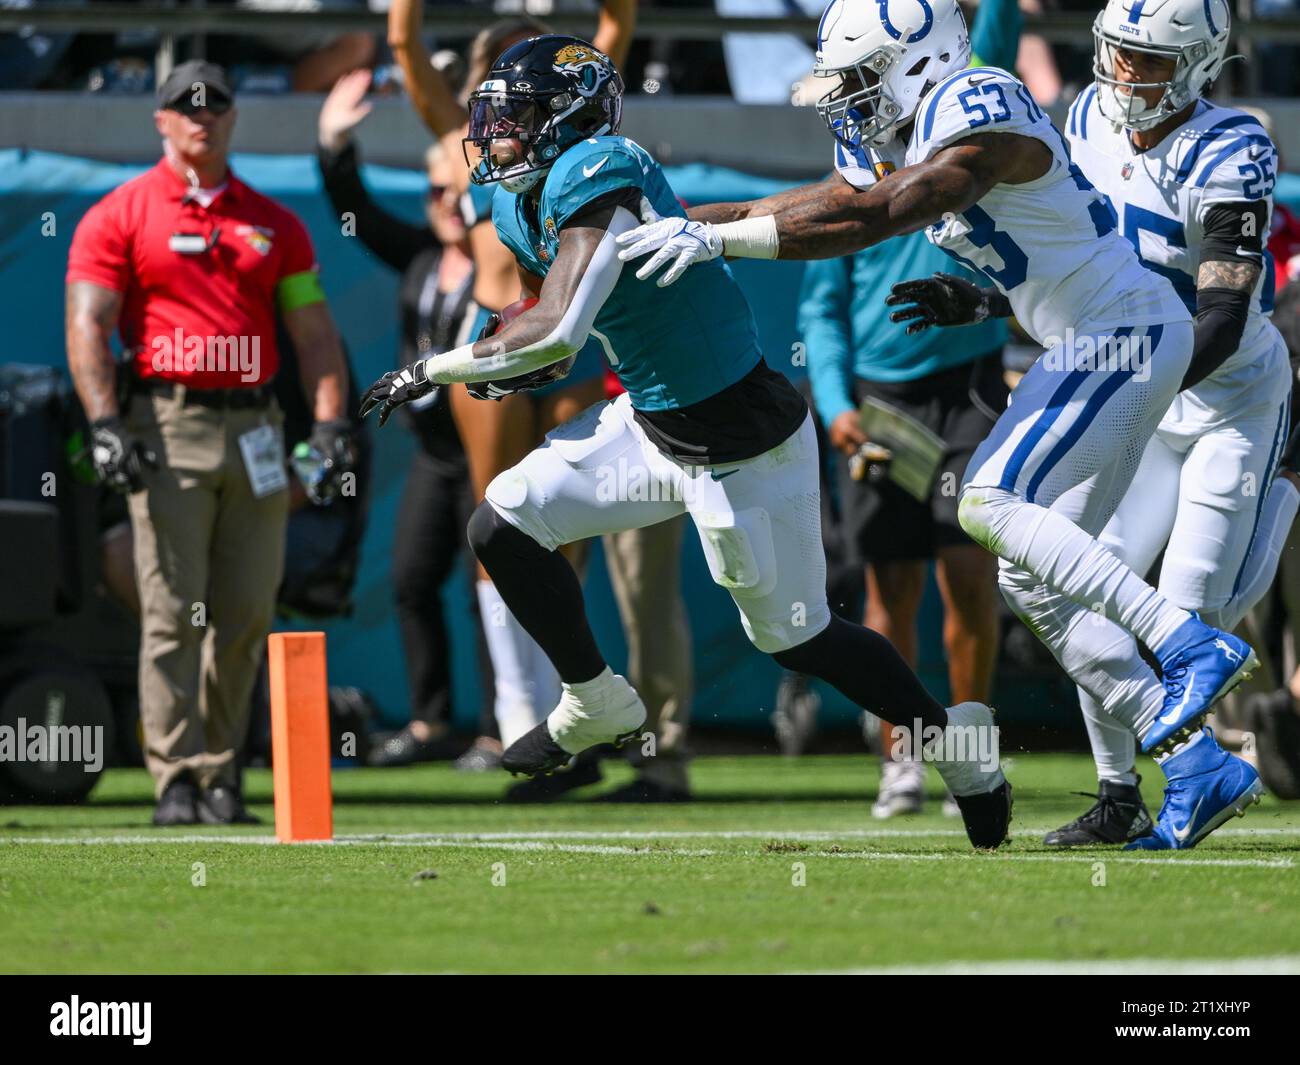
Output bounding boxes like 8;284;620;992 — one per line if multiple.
901;66;1188;345
1066;92;1284;390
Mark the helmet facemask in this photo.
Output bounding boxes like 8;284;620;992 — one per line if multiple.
815;47;905;151
1093;21;1214;132
464;58;623;194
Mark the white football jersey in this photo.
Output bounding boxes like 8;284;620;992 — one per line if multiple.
833;66;1187;345
1066;92;1286;400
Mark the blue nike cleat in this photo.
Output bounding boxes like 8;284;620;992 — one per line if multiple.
1125;730;1264;851
1144;617;1258;753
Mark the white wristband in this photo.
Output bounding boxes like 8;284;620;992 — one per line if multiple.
714;214;780;260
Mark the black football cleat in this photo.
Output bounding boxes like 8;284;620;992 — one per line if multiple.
952;779;1013;849
1043;777;1153;847
501;721;574;777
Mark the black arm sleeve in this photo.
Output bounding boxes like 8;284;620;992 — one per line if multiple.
317;140;437;274
1180;201;1266;390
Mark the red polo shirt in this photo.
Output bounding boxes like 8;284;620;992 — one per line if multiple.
67;159;320;389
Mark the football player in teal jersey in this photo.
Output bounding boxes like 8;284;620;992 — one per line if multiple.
361;34;1012;848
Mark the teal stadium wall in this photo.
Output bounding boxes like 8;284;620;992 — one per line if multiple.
6;150;1297;734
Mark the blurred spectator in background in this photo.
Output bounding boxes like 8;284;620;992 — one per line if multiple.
221;0;377;92
0;0;80;89
796;0;1018;817
64;61;353;825
317;68;497;768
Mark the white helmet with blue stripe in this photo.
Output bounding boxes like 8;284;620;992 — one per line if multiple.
814;0;970;149
1093;0;1232;132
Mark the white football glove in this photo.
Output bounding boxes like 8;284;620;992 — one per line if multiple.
616;217;723;287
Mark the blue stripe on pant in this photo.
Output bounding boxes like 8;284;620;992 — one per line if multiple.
998;325;1146;503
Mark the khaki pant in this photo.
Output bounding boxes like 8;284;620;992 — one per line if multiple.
126;390;289;796
602;516;692;791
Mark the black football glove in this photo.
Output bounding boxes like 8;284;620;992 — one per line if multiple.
90;416;158;493
359;359;435;427
885;272;1013;335
293;418;357;505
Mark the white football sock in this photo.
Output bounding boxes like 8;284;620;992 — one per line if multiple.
998;562;1165;736
1221;477;1300;630
964;487;1192;652
476;580;548;748
1078;689;1138;783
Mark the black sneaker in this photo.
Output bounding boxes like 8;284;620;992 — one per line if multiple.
153;776;199;826
455;738;503;773
367;726;467;767
1247;689;1300;800
1043;777;1152;847
197;783;261;825
595;778;691;803
503;753;602;803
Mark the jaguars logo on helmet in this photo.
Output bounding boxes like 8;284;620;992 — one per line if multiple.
465;34;623;194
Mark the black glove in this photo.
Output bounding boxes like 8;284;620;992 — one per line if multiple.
359;359;435;427
293;418;357;505
885;272;1013;335
90;416;158;493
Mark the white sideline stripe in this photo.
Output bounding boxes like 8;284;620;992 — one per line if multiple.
812;849;1293;869
801;954;1300;975
0;833;1291;865
0;835;715;857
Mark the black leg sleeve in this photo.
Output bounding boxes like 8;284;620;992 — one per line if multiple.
772;616;947;732
466;501;607;684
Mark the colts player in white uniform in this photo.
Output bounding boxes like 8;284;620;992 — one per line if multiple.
617;0;1265;845
1026;0;1296;848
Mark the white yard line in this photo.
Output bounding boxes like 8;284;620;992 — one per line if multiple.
812;849;1293;869
0;831;1291;866
801;954;1300;975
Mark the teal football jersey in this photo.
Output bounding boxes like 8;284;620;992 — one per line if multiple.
491;136;764;411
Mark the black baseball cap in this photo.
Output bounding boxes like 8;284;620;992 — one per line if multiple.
156;60;234;109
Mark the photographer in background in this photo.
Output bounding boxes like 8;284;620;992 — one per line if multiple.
65;61;353;826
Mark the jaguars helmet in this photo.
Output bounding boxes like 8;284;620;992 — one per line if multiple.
814;0;970;150
465;34;623;194
1093;0;1232;132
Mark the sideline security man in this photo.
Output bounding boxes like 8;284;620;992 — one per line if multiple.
66;61;352;825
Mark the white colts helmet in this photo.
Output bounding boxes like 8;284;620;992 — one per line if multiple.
1093;0;1232;132
814;0;971;149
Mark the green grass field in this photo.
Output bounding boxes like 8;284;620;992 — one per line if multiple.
1;752;1298;974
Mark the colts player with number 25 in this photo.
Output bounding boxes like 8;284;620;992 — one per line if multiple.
616;0;1264;843
361;33;1013;849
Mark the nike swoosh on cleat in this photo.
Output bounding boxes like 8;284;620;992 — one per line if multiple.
1159;670;1195;725
583;158;609;178
1171;797;1204;843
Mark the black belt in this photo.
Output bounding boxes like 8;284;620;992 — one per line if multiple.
134;379;273;410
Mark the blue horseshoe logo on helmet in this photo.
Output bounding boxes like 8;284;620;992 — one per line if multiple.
877;0;934;43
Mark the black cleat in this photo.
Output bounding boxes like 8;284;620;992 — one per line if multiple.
1043;777;1152;847
501;721;573;777
952;779;1013;849
153;776;199;826
503;753;602;802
